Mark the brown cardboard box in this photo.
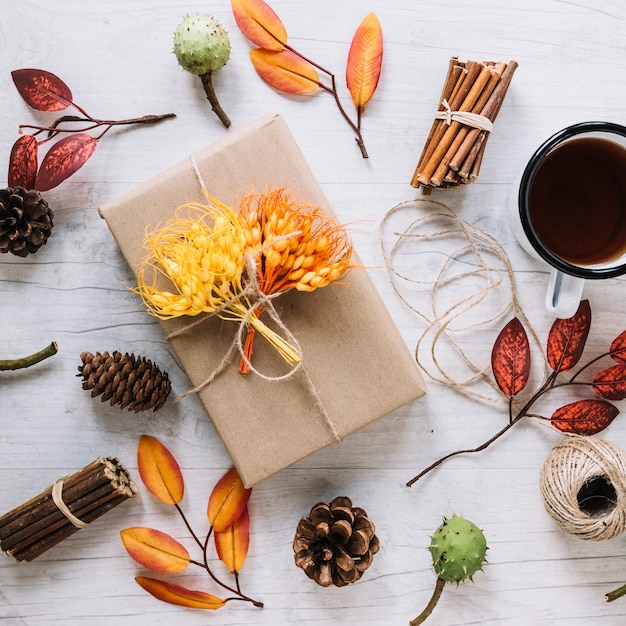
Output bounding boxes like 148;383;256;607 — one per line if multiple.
99;113;426;486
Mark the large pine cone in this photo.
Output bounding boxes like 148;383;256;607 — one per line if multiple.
293;496;380;587
78;351;171;413
0;187;54;257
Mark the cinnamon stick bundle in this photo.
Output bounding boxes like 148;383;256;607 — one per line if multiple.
411;57;518;192
0;457;137;562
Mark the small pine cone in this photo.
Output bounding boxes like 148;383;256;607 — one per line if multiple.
78;351;171;413
293;496;380;587
0;187;54;257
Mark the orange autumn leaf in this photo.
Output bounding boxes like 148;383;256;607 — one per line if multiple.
120;527;190;573
250;48;319;95
214;506;250;573
346;12;383;109
135;576;226;610
137;435;184;505
232;0;287;51
207;468;252;532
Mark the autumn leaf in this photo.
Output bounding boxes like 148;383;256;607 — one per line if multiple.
593;363;626;401
610;330;626;364
346;13;383;110
135;576;226;610
491;317;531;397
546;299;591;373
232;0;287;51
120;528;190;573
11;68;73;112
215;506;250;573
207;468;252;532
8;135;38;189
137;435;184;505
551;399;619;435
249;49;320;95
35;134;97;192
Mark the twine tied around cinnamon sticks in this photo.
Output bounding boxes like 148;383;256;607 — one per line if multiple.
0;457;137;562
411;57;518;191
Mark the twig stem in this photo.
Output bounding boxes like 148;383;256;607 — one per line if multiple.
0;342;58;370
410;577;446;625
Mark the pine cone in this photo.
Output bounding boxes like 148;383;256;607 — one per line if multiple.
0;187;54;257
293;496;380;587
78;351;171;413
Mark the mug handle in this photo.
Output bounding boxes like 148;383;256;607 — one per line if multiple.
545;268;584;318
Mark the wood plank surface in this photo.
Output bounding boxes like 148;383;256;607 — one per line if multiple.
2;1;626;624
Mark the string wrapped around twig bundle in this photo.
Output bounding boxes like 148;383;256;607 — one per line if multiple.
0;457;137;562
411;57;518;192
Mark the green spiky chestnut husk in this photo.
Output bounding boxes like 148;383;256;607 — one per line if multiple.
173;14;230;75
173;14;232;128
410;514;488;626
429;513;487;583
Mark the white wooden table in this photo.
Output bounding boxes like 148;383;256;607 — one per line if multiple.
2;1;626;624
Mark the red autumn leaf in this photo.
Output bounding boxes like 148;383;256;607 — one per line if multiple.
120;527;190;573
35;133;97;191
593;363;626;401
551;399;619;435
207;467;252;532
491;317;531;396
135;576;226;610
215;506;250;573
8;135;38;189
249;49;320;95
610;330;626;364
546;299;591;373
232;0;287;51
11;68;73;112
346;13;383;110
137;435;184;505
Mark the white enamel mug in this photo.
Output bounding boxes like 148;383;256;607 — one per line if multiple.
509;121;626;318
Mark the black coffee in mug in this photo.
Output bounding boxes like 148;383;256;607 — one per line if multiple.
528;136;626;266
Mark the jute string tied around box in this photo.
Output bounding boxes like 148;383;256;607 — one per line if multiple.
165;156;341;443
540;436;626;541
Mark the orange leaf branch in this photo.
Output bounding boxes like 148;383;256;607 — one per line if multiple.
127;439;263;611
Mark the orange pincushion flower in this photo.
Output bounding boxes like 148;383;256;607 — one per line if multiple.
239;188;352;294
237;188;353;373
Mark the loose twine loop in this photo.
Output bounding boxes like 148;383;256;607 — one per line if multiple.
378;197;543;403
163;156;341;442
51;479;87;529
540;436;626;541
434;98;494;132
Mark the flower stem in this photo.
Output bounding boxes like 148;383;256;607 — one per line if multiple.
410;577;446;625
605;583;626;602
199;72;231;128
0;342;58;370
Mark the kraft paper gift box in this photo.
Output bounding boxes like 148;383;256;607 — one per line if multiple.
99;113;426;487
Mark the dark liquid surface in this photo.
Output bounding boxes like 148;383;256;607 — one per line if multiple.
528;136;626;265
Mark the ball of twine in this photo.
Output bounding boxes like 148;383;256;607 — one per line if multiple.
540;436;626;541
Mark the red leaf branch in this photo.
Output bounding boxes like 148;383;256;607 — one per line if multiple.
407;300;624;486
8;68;175;191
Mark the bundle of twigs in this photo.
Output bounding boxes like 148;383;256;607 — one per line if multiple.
0;457;136;562
411;57;518;191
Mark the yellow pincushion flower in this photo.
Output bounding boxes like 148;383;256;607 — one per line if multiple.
134;200;245;318
133;198;300;367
